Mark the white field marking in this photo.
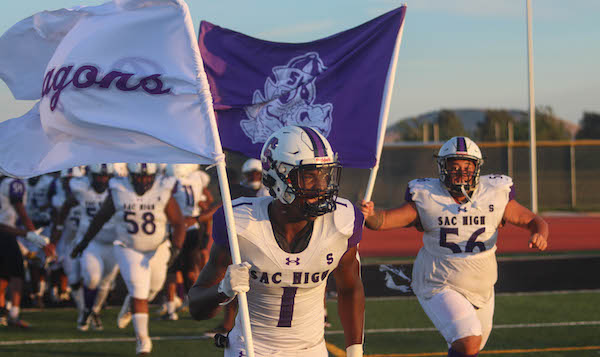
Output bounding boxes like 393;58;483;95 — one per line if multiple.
2;321;599;346
361;289;600;302
0;335;209;346
324;320;600;335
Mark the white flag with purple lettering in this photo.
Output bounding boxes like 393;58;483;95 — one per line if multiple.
0;0;221;177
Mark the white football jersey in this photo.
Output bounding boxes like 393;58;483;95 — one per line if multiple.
26;174;55;223
410;175;514;307
70;176;116;245
51;178;82;246
172;170;210;218
0;177;27;227
109;176;176;252
213;196;363;352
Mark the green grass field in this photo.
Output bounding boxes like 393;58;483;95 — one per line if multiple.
1;291;599;356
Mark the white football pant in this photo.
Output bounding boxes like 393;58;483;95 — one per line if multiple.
417;288;494;350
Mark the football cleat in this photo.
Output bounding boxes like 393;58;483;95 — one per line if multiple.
0;307;8;326
136;336;153;355
8;317;31;329
77;309;92;331
117;295;132;329
91;312;103;331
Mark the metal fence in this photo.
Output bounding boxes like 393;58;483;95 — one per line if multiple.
216;140;600;211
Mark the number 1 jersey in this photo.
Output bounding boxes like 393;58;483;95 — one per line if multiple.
212;196;363;352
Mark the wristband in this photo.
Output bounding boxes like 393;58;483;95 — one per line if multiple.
346;344;363;357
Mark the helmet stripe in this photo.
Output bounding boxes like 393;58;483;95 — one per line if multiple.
299;126;327;157
456;137;467;153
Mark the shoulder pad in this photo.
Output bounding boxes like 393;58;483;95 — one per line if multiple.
480;174;513;190
108;176;128;191
408;178;440;195
230;197;266;236
194;170;210;185
333;198;357;236
159;175;177;190
69;177;88;193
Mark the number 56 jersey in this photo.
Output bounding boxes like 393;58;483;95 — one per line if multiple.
109;176;176;252
409;175;514;307
212;196;363;353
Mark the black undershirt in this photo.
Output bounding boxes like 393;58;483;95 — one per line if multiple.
268;203;314;254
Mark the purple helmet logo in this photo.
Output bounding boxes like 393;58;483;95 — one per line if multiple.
241;52;333;144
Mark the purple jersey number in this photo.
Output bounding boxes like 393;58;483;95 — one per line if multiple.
276;287;298;327
124;211;156;235
439;227;486;253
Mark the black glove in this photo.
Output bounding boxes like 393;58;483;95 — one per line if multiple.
167;245;181;267
70;240;88;258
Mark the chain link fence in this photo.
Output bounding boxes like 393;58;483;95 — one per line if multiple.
216;140;600;211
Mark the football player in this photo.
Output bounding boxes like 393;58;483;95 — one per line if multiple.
189;126;365;357
71;163;185;355
240;158;270;198
59;164;118;330
48;167;85;305
162;163;215;320
0;174;52;327
360;136;549;357
24;173;57;307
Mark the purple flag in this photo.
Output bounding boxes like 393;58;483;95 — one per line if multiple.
199;6;406;169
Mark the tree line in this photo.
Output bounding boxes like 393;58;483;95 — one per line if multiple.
390;108;600;142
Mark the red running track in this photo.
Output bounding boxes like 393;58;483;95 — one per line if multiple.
359;216;600;257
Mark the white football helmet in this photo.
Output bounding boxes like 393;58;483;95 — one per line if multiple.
242;159;262;174
88;164;114;193
60;166;86;178
127;163;158;195
113;163;129;177
436;136;484;196
166;164;197;179
241;159;263;190
260;126;341;217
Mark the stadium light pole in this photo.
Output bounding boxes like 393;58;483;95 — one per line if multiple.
526;0;538;213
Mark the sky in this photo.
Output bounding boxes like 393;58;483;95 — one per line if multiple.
0;0;598;126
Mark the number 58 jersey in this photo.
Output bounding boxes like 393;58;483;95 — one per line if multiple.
109;176;176;252
212;196;363;353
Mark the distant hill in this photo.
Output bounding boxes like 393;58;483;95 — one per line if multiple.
385;108;579;143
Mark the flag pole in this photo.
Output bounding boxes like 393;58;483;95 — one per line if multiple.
198;80;256;357
526;0;538;213
207;122;256;357
363;7;406;202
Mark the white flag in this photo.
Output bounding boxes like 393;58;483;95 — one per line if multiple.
0;0;221;177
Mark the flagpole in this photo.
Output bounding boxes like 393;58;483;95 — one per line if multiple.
198;84;256;357
207;127;256;357
526;0;538;213
363;7;407;202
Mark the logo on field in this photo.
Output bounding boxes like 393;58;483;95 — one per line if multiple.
379;265;412;293
285;257;300;266
241;52;333;144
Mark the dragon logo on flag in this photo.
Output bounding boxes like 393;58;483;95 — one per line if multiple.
241;52;333;143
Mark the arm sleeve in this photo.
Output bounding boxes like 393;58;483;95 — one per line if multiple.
212;206;230;249
347;205;364;249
